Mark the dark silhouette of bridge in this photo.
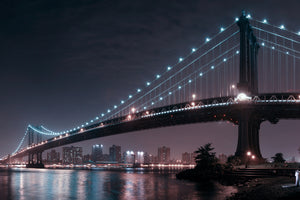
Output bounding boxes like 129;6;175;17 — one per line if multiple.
2;12;300;167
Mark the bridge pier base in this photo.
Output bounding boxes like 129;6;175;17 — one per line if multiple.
235;110;264;163
26;151;44;168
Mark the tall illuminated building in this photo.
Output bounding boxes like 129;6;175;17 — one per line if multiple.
62;146;82;165
109;145;121;162
158;146;170;164
91;144;103;162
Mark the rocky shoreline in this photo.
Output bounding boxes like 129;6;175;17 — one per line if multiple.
227;176;300;200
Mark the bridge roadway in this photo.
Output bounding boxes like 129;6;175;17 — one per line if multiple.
4;93;300;163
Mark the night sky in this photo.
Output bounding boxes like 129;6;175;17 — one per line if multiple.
1;0;300;161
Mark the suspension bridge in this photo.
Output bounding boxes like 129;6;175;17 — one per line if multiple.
2;11;300;167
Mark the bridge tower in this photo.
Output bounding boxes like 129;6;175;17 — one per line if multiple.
235;11;263;162
26;126;44;168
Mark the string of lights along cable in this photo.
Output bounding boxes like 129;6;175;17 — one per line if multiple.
6;13;300;159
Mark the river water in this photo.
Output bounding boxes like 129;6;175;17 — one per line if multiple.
0;168;237;200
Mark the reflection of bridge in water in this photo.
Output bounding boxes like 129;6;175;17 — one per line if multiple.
2;12;300;167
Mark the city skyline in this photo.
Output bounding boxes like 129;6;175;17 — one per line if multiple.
45;144;198;164
1;0;300;162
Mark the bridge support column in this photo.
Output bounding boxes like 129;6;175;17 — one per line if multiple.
26;151;44;168
235;110;264;163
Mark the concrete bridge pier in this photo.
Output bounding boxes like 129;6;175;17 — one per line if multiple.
235;109;264;163
26;151;44;168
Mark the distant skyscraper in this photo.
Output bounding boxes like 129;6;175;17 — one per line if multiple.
136;151;144;164
47;149;60;164
62;146;82;164
109;145;121;162
182;152;191;164
144;152;153;164
158;146;170;164
83;154;91;163
123;151;135;164
91;144;103;162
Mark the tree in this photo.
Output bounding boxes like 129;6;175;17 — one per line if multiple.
194;143;218;169
271;153;285;163
227;155;242;166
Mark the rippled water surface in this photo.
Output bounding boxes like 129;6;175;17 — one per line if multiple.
0;168;237;200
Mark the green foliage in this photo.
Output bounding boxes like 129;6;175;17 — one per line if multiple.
271;153;285;163
194;143;218;170
227;155;242;166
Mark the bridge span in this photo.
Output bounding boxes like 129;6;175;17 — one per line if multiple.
3;93;300;166
2;11;300;167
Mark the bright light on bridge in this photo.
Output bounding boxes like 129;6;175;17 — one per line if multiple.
131;107;136;113
235;93;251;101
192;94;196;100
262;19;268;24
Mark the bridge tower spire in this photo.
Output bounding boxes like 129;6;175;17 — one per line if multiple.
235;11;263;162
237;10;259;95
